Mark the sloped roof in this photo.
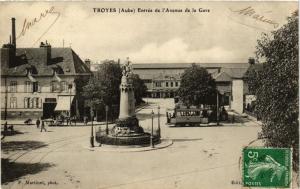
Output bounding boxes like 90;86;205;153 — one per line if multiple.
133;63;249;79
243;63;264;78
132;63;249;69
132;63;249;79
1;47;91;76
137;74;154;80
221;67;249;79
153;74;181;80
214;71;232;82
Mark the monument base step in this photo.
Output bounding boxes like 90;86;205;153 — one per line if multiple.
96;133;160;146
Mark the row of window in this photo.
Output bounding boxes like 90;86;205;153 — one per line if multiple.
155;81;180;88
9;97;42;109
143;79;152;83
8;81;72;93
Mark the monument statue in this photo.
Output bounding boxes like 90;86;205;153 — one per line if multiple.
122;57;132;77
97;58;154;146
119;57;135;119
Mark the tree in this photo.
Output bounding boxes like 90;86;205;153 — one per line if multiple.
82;60;147;120
74;76;90;119
244;64;264;95
82;60;122;120
177;64;217;106
93;60;122;107
251;11;298;170
132;74;147;104
81;76;106;113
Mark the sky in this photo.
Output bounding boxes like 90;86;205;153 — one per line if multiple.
0;1;297;64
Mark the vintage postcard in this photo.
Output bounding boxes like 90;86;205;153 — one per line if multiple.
0;1;298;189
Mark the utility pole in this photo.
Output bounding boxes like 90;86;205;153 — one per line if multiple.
4;76;8;120
69;84;72;118
90;102;94;148
157;106;161;139
105;105;109;135
216;91;219;126
150;110;154;148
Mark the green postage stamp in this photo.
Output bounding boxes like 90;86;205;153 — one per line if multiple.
243;147;292;188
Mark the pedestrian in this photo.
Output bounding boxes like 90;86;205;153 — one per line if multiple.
61;115;65;125
40;121;47;132
3;121;8;135
36;118;41;128
73;116;77;126
231;115;235;123
84;116;88;126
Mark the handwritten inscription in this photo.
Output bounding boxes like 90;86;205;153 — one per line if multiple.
17;6;61;45
229;6;279;29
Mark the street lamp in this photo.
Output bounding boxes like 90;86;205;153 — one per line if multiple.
157;106;161;139
4;76;8;120
98;125;102;147
105;105;109;135
68;84;73;125
216;90;220;126
90;104;94;147
150;110;154;148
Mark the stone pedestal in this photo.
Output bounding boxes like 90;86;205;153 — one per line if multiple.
96;60;154;146
112;75;144;137
119;76;135;119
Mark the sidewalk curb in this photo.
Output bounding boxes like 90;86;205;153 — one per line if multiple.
135;103;150;113
236;112;262;126
85;139;173;153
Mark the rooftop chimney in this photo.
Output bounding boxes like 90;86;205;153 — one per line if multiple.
1;18;16;68
40;41;51;65
84;59;91;70
12;18;16;47
248;57;255;65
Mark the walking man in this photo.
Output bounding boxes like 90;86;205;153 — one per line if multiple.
40;120;47;132
36;118;41;128
84;116;88;126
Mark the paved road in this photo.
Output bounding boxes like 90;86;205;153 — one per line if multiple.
2;98;262;189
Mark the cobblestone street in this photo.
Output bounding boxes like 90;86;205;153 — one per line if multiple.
2;98;262;189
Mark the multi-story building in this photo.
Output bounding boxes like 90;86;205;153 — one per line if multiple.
1;18;91;120
141;73;181;98
90;61;251;113
132;63;251;113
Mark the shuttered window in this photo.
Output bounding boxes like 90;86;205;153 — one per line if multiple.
10;97;17;108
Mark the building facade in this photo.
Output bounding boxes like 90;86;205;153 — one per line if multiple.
132;63;250;113
1;18;91;120
144;74;181;98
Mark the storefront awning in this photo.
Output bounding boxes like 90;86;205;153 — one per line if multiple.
54;96;74;111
